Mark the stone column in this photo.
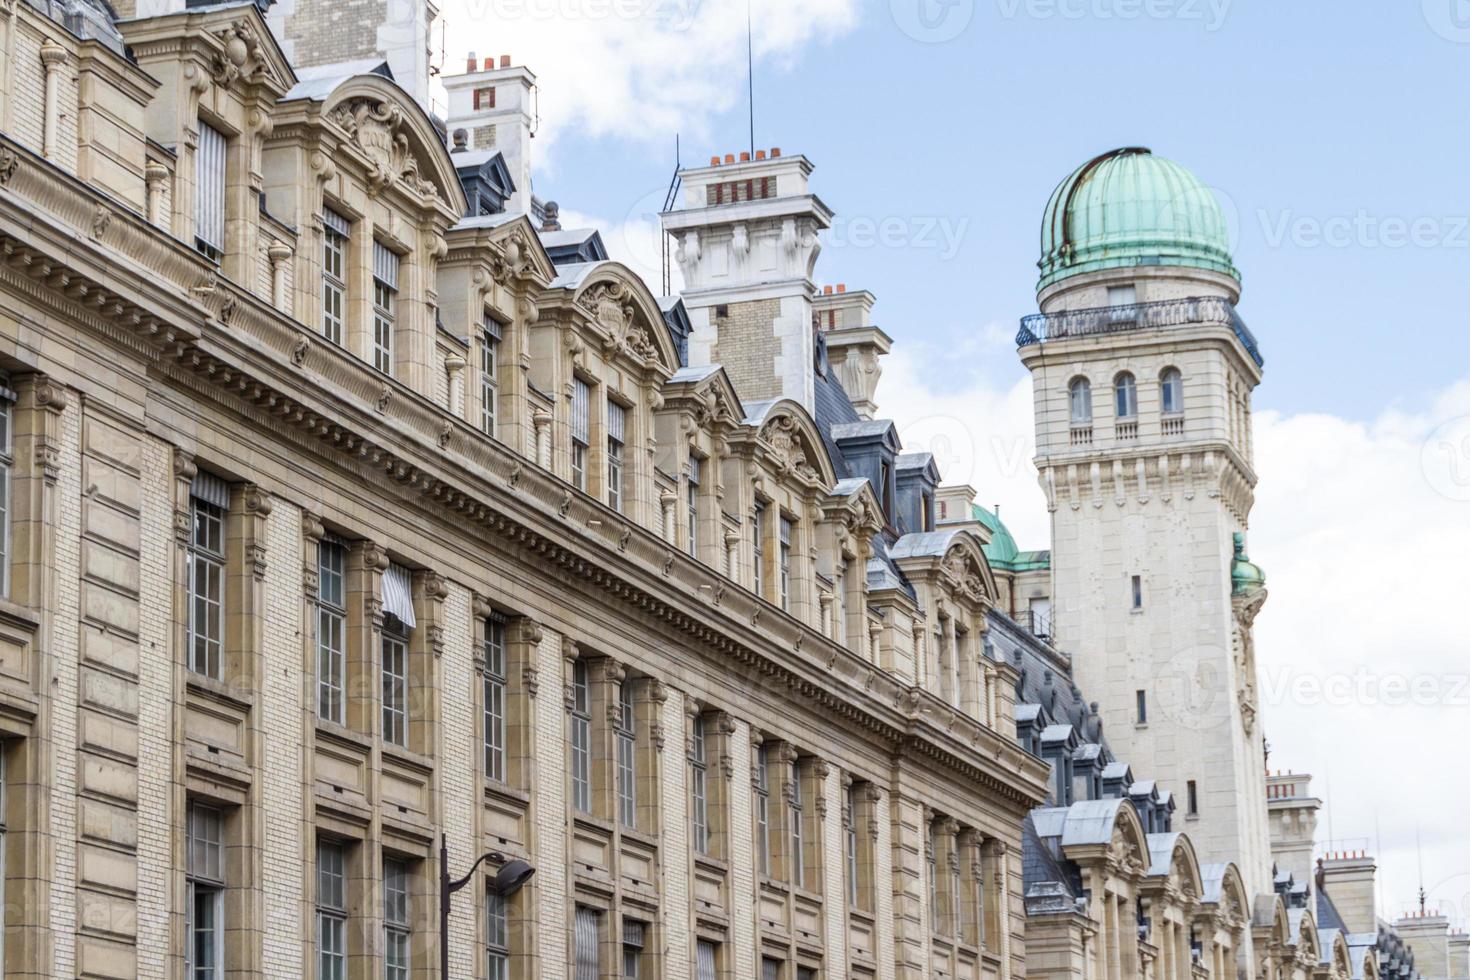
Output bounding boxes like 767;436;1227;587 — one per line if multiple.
40;38;66;161
268;241;293;313
445;353;466;417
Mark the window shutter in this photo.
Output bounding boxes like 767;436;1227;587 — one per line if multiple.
571;380;591;444
483;315;503;341
373;241;400;289
574;907;599;980
190;472;230;508
195;122;227;253
381;563;416;628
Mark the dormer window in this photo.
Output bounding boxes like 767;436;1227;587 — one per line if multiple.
372;243;400;374
879;458;894;517
322;209;350;346
195;122;227;261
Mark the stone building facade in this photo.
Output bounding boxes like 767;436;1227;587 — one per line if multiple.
0;1;1052;978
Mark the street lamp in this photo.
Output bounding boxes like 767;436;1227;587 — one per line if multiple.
439;834;535;978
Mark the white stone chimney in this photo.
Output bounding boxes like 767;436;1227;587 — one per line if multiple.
1319;851;1378;935
1266;770;1320;888
442;53;537;214
1396;913;1453;980
815;285;891;420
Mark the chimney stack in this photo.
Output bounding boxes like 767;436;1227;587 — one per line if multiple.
1319;853;1378;935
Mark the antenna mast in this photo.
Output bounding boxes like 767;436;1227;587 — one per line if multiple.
660;134;683;296
747;0;755;155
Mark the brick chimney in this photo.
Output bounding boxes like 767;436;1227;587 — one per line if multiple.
442;54;538;214
1318;852;1378;935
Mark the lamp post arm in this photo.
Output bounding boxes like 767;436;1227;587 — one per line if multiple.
447;850;502;896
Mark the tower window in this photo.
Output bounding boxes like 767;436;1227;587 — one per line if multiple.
1187;779;1199;816
473;86;496;110
1136;689;1147;724
1131;575;1143;609
1107;284;1137;307
1161;367;1184;415
1114;372;1138;419
1068;378;1093;424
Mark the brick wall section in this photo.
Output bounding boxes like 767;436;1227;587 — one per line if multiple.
658;689;691;979
11;24;47;155
821;764;846;978
534;627;567;979
278;0;389;71
261;498;305;977
439;584;478;978
712;299;782;404
49;398;82;979
136;435;174;978
727;720;755;979
875;789;896;980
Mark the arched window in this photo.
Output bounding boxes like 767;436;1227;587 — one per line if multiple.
1068;378;1092;424
1114;372;1138;419
1161;368;1184;415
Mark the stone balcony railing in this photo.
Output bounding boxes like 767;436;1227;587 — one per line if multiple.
1017;296;1264;368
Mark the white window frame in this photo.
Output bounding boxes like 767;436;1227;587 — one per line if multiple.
616;680;637;827
846;781;859;907
487;889;510;980
186;803;225;979
322;209;349;345
195;121;226;261
570;659;591;813
187;489;227;680
686;455;702;557
381;621;409;747
317;539;347;724
1161;367;1185;415
372;242;399;375
622;919;645;979
752;503;765;597
1069;377;1093;424
571;378;590;491
383;857;411;980
690;714;709;854
1114;372;1139;419
317;841;348;980
755;744;771;875
484;613;507;782
0;380;13;598
778;517;793;612
789;758;805;887
574;906;600;980
481;322;501;437
607;400;626;513
696;941;719;980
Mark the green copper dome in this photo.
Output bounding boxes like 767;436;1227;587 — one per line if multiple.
1230;532;1266;596
971;504;1050;573
1039;147;1239;290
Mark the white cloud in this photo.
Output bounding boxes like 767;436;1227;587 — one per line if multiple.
435;0;859;168
876;353;1470;929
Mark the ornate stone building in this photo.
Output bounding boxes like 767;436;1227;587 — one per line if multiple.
0;0;1054;978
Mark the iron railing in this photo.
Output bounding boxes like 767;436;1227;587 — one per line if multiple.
1016;296;1264;368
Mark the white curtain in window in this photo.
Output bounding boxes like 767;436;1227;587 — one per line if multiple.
696;941;718;980
571;380;591;444
381;563;416;628
574;907;599;980
190;472;230;508
195;123;227;252
373;241;400;289
323;208;351;237
607;400;626;443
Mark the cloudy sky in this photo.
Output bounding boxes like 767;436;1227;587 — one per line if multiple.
435;0;1470;928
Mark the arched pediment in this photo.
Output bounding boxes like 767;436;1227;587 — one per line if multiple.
570;263;680;374
940;530;999;605
322;75;467;214
746;399;838;487
1201;863;1251;931
1111;798;1151;864
1329;931;1353;976
1162;833;1204;898
1295;908;1320;958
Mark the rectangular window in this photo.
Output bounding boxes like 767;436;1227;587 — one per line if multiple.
928;823;939;929
571;378;590;491
755;744;771;875
690;714;709;854
317;841;347;980
686;456;701;557
372;242;399;374
778;517;793;612
752;503;766;597
382;626;408;747
484;613;506;782
195;121;226;260
481;322;501;437
574;906;599;980
322;209;349;345
1136;689;1148;724
763;958;783;980
1187;779;1199;816
616;680;637;828
186;803;225;979
486;890;510;980
834;559;848;644
316;539;347;724
607;400;626;512
384;858;411;980
696;941;719;980
622;920;645;979
570;659;591;813
846;782;859;907
789;758;805;888
187;476;228;679
0;381;13;598
1131;574;1143;609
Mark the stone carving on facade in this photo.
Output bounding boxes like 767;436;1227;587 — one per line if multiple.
291;336;309;367
759;414;818;481
328;99;438;199
209;20;272;88
90;205;111;240
0;147;18;186
580;280;658;362
941;544;988;602
375;386;392;412
1231;588;1267;735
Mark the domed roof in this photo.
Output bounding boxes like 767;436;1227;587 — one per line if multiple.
971;505;1050;573
1230;532;1266;596
1039;147;1238;290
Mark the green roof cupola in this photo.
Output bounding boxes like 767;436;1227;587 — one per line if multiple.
1039;147;1239;291
1230;532;1266;597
